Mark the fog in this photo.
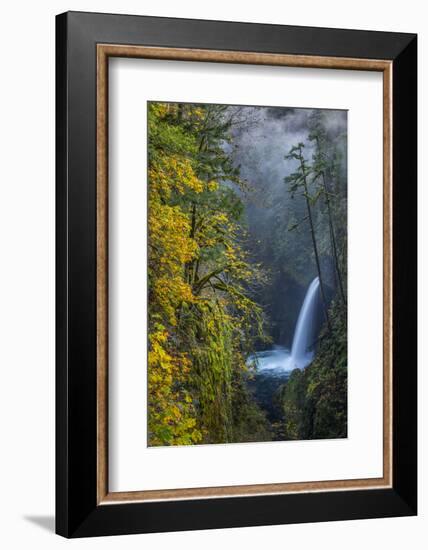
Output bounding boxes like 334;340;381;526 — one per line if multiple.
224;105;347;347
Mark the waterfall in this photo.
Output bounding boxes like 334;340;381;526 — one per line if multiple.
246;276;322;375
290;277;321;369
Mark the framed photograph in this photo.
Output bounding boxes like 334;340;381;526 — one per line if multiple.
56;11;417;537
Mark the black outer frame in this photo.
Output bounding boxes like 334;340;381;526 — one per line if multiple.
56;11;417;538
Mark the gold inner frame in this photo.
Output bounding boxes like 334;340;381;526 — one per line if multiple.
96;44;393;504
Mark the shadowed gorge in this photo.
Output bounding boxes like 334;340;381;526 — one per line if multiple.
147;101;347;446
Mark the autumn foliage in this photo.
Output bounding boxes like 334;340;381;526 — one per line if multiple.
147;102;270;445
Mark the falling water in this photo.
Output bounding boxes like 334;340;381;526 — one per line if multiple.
289;276;320;369
247;276;321;374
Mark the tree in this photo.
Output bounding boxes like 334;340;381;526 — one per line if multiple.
147;102;270;445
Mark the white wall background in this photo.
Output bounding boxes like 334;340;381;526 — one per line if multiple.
0;1;424;548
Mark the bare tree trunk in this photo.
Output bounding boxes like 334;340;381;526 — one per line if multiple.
177;102;183;121
298;150;332;332
184;201;198;285
315;137;346;306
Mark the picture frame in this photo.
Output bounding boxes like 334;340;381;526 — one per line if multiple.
56;11;417;538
